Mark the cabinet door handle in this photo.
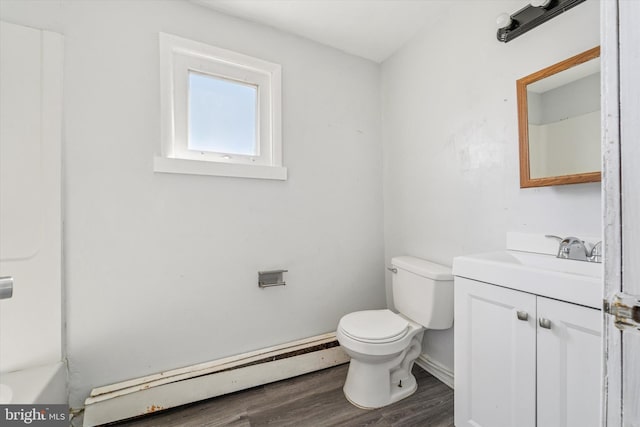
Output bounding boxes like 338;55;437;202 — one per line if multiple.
516;310;528;321
539;318;552;329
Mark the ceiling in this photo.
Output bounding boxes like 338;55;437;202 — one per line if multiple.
192;0;448;63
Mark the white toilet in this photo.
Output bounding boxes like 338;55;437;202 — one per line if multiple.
336;256;454;409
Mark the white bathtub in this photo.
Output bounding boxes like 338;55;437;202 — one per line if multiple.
0;362;67;404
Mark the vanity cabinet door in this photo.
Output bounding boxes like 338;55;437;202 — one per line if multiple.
536;297;601;427
454;278;536;427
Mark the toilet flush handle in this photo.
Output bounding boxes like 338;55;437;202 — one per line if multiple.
387;267;398;274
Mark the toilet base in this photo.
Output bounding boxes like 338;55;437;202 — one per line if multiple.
342;334;423;409
344;371;418;409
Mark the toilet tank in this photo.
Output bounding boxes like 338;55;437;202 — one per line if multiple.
391;256;454;329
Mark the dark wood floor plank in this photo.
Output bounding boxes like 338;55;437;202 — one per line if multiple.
111;363;453;427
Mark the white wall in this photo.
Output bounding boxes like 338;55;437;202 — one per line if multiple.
381;0;600;373
0;0;385;408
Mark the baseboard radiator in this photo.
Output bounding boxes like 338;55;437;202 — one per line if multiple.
83;332;347;426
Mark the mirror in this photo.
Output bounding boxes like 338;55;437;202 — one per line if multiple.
517;46;601;188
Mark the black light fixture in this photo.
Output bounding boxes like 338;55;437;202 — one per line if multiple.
496;0;587;43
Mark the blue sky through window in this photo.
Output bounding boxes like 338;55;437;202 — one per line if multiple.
188;72;257;156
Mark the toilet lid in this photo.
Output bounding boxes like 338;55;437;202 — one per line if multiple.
340;309;409;343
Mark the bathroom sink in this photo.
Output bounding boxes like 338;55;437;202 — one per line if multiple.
453;250;602;309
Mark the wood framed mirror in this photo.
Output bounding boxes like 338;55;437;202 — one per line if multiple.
517;46;601;188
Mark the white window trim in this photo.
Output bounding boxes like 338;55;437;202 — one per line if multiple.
156;33;286;180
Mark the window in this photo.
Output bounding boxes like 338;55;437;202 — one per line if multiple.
188;72;257;156
156;33;286;180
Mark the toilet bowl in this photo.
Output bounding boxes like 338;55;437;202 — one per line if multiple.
337;309;424;408
336;256;454;409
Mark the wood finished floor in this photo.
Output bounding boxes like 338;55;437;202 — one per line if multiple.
111;363;453;427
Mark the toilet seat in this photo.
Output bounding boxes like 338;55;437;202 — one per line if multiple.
339;309;409;344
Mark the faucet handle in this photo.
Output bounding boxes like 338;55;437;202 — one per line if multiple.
546;235;588;260
589;241;603;263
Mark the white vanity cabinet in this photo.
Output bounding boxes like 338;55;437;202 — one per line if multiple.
454;277;601;427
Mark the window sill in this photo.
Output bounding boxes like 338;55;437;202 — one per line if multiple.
153;156;287;180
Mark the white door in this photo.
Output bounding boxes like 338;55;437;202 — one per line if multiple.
454;277;536;427
601;1;640;426
536;297;601;427
0;21;63;372
618;2;640;425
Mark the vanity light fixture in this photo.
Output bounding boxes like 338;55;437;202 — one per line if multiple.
496;13;515;31
530;0;552;8
496;0;586;43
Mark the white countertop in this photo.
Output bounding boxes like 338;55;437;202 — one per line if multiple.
453;250;603;309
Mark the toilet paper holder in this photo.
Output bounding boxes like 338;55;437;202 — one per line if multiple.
258;269;287;288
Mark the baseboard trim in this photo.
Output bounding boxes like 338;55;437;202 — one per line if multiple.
415;353;454;389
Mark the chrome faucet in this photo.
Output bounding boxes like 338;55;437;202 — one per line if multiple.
545;235;602;263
